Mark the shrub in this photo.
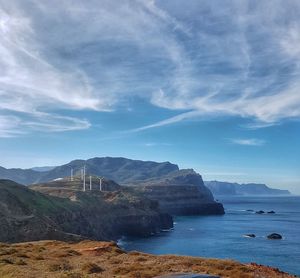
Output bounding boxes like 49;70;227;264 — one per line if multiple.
81;262;104;274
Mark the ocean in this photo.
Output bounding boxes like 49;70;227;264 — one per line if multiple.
120;196;300;276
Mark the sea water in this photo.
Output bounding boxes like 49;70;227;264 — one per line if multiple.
121;196;300;276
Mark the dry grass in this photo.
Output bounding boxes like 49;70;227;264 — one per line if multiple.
81;262;104;274
0;240;296;278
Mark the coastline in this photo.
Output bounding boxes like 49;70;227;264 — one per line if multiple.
121;196;300;276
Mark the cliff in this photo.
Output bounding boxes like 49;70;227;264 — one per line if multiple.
0;240;294;278
205;181;291;196
132;170;224;215
0;179;172;243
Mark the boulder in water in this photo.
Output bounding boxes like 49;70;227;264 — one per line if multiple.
255;210;265;214
267;233;282;240
267;210;275;214
244;234;256;238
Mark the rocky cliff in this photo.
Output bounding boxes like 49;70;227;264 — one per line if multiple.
0;179;172;243
205;180;291;196
132;170;224;215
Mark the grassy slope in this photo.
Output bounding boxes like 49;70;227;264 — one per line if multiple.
0;179;74;214
0;240;295;278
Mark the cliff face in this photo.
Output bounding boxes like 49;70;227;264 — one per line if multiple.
133;170;224;215
0;179;172;243
205;180;291;196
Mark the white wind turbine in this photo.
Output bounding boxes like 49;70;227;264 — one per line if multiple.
98;177;104;191
83;165;86;191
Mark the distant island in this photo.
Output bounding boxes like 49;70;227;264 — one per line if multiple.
204;180;291;196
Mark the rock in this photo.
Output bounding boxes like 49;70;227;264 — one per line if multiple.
267;210;275;214
244;234;256;238
267;233;282;240
246;209;254;212
255;210;265;214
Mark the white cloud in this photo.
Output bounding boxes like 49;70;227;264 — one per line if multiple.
229;138;266;146
1;0;300;135
143;142;172;147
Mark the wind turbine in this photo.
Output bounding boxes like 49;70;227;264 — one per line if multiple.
81;168;83;181
70;168;73;181
83;165;86;191
99;177;103;191
89;175;92;190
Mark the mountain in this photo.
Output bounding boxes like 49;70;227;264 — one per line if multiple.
0;166;42;185
0;179;172;243
205;180;291;196
30;166;56;172
0;157;179;185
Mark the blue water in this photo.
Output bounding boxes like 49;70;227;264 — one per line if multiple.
121;196;300;276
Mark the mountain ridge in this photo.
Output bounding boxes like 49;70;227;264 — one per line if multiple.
205;180;291;196
0;157;180;185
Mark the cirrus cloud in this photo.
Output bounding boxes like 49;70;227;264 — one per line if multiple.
229;138;266;146
1;0;300;137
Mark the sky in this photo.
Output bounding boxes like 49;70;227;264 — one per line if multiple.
0;0;299;193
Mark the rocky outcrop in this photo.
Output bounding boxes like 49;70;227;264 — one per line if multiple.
133;170;224;215
0;179;173;243
267;233;282;240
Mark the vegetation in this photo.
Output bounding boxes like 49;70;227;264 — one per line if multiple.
0;240;294;278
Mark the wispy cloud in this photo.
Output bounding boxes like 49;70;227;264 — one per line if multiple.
143;142;172;147
229;138;266;146
1;1;300;136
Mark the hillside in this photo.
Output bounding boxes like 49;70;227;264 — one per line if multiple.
0;179;172;243
205;181;291;196
0;240;294;278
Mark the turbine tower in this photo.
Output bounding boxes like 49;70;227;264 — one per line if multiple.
99;177;103;191
70;168;73;181
89;175;92;191
83;165;86;191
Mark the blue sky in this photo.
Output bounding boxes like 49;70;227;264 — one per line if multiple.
0;0;299;193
